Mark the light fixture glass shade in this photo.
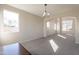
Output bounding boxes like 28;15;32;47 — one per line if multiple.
43;11;46;16
43;11;50;17
43;4;50;17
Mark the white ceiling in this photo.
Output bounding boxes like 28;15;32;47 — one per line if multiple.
9;4;79;17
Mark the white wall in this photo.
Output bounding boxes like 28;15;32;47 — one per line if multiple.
0;5;3;45
0;5;43;45
75;17;79;44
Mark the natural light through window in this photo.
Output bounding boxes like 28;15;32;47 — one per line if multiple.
62;20;73;32
57;34;66;39
49;39;59;53
3;10;19;32
47;21;50;29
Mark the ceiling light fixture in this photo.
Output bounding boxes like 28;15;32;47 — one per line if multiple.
43;4;50;17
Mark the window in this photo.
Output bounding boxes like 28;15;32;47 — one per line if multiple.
3;10;19;32
46;21;50;29
62;20;73;31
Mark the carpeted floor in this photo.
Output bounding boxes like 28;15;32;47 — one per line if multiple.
21;33;79;55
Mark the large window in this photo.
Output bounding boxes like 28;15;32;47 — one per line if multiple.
62;20;73;31
3;10;19;32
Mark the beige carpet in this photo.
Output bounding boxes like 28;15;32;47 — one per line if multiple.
21;34;79;55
